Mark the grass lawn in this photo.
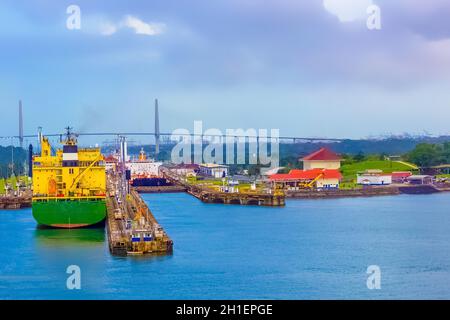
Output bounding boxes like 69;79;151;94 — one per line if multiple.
339;182;362;190
187;177;224;186
340;160;416;181
186;177;264;193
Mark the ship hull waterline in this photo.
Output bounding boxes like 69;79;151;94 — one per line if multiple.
32;199;107;229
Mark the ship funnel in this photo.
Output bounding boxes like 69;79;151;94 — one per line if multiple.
119;136;128;164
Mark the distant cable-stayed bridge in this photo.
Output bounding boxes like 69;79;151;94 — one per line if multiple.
1;99;347;147
0;132;346;143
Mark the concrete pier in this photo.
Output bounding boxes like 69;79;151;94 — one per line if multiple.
160;167;285;207
187;185;285;206
0;191;32;209
106;172;173;256
133;185;187;193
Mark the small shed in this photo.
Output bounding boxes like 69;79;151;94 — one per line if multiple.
407;175;433;185
199;163;229;178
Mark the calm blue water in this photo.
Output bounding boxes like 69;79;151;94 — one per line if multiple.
1;192;450;299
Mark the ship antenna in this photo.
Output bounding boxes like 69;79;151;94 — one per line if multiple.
64;126;76;144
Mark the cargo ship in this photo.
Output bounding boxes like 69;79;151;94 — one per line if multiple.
32;128;106;228
126;148;171;187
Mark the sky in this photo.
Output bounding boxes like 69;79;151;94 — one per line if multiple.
1;0;450;143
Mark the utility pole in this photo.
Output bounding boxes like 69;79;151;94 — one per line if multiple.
19;100;24;148
28;144;33;178
154;98;160;160
10;137;14;178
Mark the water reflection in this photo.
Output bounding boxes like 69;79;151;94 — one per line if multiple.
34;223;105;248
124;252;174;262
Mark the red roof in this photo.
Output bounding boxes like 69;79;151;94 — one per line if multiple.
104;155;118;162
391;171;412;178
269;173;296;181
269;169;342;181
302;148;341;161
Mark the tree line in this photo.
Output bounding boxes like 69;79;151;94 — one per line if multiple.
406;142;450;168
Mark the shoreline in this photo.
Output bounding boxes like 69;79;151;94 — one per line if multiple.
286;184;447;199
2;185;448;210
286;186;400;199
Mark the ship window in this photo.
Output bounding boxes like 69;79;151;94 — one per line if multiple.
63;145;78;153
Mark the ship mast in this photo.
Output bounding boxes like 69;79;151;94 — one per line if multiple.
64;126;77;145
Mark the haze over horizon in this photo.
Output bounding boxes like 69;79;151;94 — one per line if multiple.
1;0;450;141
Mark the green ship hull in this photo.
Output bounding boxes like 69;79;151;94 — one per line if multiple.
32;199;106;228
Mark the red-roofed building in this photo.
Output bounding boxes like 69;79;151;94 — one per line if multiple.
269;168;342;190
301;147;342;170
391;171;412;183
104;154;119;172
104;155;119;163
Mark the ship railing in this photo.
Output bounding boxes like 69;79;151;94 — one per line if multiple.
32;195;106;201
78;148;102;152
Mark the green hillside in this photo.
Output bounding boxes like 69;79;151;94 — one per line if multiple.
340;160;416;180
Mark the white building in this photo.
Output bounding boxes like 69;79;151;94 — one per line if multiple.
199;163;229;178
357;170;392;186
126;161;162;177
125;148;162;177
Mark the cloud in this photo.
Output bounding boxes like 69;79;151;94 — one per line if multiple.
99;22;117;36
122;15;165;36
82;15;117;36
323;0;373;22
83;14;165;36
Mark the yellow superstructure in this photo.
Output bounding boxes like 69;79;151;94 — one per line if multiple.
32;135;106;199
